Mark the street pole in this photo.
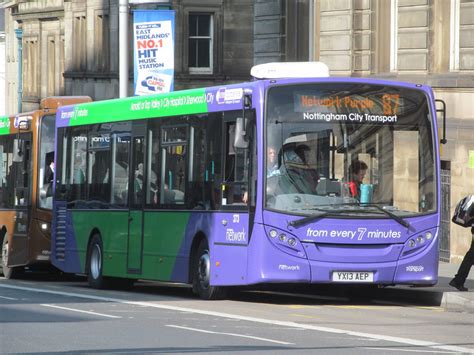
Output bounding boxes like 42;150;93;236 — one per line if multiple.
309;0;314;61
14;29;23;113
119;0;129;98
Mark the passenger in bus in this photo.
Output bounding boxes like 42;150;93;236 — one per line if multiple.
348;160;368;200
44;159;54;197
134;163;144;201
44;160;54;185
162;183;175;204
267;146;279;177
73;157;85;184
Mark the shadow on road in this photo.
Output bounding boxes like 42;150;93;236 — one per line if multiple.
1;268;444;308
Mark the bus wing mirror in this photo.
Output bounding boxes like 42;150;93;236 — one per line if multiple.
234;117;249;149
436;99;447;144
13;139;24;162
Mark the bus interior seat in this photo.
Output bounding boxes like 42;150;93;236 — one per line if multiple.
316;179;341;196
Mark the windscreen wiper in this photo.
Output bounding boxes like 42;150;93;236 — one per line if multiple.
360;203;411;229
288;209;353;228
288;203;411;229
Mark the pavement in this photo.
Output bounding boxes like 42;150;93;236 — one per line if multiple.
376;261;474;313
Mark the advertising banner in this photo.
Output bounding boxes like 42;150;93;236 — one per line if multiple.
133;10;175;95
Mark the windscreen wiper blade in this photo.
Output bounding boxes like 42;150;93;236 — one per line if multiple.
362;203;411;229
288;204;411;229
288;209;349;228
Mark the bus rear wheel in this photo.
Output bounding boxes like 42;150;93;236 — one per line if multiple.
1;237;22;279
192;240;227;300
87;235;106;289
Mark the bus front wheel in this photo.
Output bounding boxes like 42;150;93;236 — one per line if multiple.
192;240;227;300
1;237;22;279
87;235;106;289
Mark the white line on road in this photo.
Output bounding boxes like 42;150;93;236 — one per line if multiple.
363;347;458;354
166;324;294;345
0;283;472;354
40;304;122;319
0;295;18;300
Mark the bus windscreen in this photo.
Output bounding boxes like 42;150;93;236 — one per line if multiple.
265;83;436;217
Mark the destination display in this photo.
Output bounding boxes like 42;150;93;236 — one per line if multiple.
267;83;429;127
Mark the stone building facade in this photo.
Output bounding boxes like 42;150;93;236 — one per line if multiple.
0;7;5;115
310;0;474;262
255;0;474;262
4;0;254;111
3;0;474;261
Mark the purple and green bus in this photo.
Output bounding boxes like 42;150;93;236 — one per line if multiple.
51;62;443;299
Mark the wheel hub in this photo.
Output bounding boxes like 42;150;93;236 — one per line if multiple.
2;241;8;267
90;244;101;280
198;251;210;289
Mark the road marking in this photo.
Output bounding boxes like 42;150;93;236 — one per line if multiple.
0;283;472;354
166;324;294;345
363;347;458;354
40;304;121;319
0;295;18;300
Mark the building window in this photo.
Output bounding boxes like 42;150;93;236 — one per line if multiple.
47;38;55;96
390;0;398;72
95;13;110;72
23;38;38;97
73;15;87;71
188;14;213;74
450;0;474;71
59;36;65;94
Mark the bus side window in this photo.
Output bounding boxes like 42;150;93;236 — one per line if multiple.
205;113;223;210
38;115;56;209
187;122;207;209
222;121;248;206
89;130;111;204
159;125;187;206
111;132;130;207
161;145;186;205
0;136;14;209
65;128;88;204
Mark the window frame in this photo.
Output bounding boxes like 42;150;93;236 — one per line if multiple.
187;12;214;75
37;114;56;210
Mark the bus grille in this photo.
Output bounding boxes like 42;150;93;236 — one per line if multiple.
55;206;67;261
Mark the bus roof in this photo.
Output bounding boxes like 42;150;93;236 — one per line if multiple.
250;62;330;79
56;74;433;129
40;96;92;110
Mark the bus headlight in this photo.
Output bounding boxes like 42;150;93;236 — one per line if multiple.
400;229;436;259
265;226;305;258
288;238;297;247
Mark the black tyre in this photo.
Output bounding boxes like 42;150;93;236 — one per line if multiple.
87;235;107;289
192;239;227;300
1;237;22;279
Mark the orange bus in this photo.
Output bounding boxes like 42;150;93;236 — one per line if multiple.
0;96;92;278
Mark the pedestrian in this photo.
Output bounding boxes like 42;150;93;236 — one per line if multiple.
449;195;474;291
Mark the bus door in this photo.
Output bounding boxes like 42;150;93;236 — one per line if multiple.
9;134;32;266
127;124;146;273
